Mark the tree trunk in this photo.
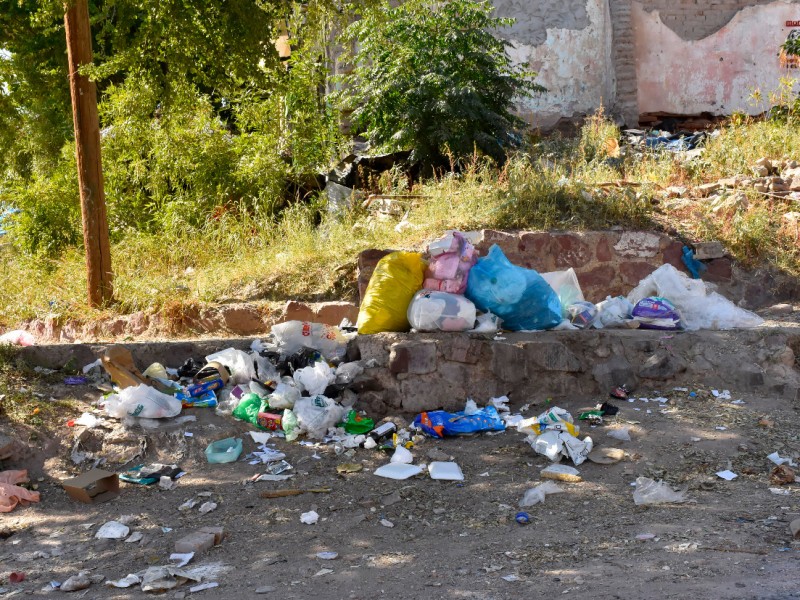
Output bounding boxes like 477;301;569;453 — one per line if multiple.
64;0;113;307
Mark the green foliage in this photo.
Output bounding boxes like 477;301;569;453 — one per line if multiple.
337;0;543;165
1;0;344;249
5;147;82;257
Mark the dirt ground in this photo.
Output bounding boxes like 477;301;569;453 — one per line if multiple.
1;373;799;600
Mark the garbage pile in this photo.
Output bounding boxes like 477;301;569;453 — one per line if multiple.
97;321;372;445
356;230;764;334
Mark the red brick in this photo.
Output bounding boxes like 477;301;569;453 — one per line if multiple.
620;262;656;287
596;237;612;262
704;257;732;282
552;233;591;268
661;241;685;270
577;265;617;302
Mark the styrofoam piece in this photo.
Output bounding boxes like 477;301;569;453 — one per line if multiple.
428;461;464;481
374;463;423;480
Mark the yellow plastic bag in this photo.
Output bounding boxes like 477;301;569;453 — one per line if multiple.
357;252;427;334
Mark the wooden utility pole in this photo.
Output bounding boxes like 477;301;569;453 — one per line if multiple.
64;0;113;307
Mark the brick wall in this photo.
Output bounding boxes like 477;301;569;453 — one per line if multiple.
638;0;791;40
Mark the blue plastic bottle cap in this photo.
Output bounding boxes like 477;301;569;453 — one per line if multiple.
515;511;530;525
689;392;697;398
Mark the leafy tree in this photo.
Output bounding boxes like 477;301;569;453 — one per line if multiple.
337;0;544;166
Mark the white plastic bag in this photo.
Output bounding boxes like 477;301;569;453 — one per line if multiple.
469;312;502;333
407;290;477;332
519;481;564;507
607;426;632;441
204;348;255;385
527;430;593;466
541;268;584;314
293;395;347;439
267;382;301;410
271;321;350;362
335;362;364;385
595;296;634;328
104;384;182;419
627;264;763;330
632;476;688;505
293;362;335;396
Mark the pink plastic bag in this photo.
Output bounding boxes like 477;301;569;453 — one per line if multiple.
0;470;40;513
424;231;478;295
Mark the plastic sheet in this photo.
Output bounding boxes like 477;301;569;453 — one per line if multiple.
465;245;562;331
632;476;688;505
627;264;764;330
541;268;584;314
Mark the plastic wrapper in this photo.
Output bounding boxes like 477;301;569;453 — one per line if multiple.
293;395;348;439
632;296;682;330
595;296;634;328
270;321;350;363
407;290;477;332
413;405;506;438
104;384;183;419
519;481;565;507
423;231;478;294
357;251;427;334
567;301;598;328
627;264;764;330
517;406;580;437
465;245;562;331
633;476;688;505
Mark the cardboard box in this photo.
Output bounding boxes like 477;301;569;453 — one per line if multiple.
62;469;119;504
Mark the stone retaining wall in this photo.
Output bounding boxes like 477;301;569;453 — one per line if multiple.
352;328;800;415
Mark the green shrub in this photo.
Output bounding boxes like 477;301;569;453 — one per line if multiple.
337;0;544;166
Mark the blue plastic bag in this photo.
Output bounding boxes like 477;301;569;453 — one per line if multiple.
413;406;506;438
465;244;562;331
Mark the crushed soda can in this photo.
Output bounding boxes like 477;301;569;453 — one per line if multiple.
264;460;293;475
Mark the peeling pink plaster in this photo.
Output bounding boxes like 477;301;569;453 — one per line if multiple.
634;1;800;115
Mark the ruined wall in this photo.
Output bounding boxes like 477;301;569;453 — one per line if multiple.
490;0;800;124
493;0;616;129
639;0;788;41
634;1;800;115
